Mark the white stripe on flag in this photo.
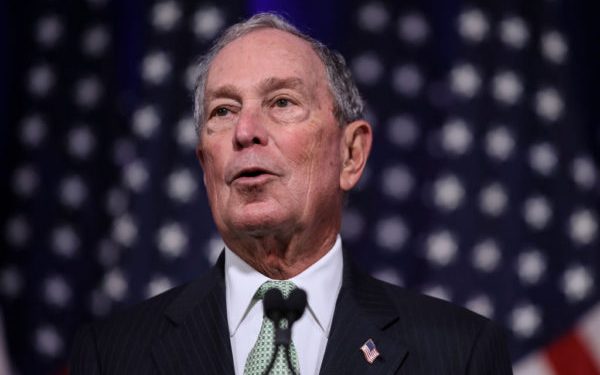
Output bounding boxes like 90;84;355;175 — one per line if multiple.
513;351;554;375
577;302;600;369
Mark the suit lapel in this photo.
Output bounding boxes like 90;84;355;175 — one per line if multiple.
150;250;409;374
151;253;235;375
319;254;409;375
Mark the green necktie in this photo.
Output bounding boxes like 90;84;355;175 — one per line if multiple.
244;280;300;375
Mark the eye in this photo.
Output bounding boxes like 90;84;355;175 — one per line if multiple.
213;107;230;117
274;98;291;108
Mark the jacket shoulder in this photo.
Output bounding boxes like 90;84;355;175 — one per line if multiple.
354;273;512;374
357;271;489;327
71;263;222;375
91;261;221;338
95;282;186;335
70;283;187;374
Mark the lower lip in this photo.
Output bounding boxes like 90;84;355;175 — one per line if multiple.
232;174;276;186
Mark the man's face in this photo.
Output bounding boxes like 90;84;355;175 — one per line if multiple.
197;29;345;240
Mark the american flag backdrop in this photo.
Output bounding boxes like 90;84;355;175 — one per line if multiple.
1;0;599;374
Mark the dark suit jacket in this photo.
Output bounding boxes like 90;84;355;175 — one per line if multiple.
70;251;513;374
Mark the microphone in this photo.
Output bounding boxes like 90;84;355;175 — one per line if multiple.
262;287;307;375
263;288;286;323
286;288;307;324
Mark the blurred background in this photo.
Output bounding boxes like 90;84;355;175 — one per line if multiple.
1;0;599;374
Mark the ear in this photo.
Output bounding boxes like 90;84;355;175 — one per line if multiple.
340;120;372;191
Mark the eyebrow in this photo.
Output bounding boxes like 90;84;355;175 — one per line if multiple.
204;77;308;114
257;77;305;96
205;84;241;103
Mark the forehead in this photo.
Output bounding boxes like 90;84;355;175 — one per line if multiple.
206;28;328;91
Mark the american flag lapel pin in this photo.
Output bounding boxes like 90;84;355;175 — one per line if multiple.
360;338;380;364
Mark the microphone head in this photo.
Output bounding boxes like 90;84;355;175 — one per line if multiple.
263;288;286;322
286;288;307;323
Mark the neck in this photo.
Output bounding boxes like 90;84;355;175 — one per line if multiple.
223;227;338;279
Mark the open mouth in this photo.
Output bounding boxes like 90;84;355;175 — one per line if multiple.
237;168;268;178
233;168;273;182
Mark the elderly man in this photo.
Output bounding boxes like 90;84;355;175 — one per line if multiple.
71;13;512;375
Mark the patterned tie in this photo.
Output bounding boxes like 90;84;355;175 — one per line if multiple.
244;280;300;375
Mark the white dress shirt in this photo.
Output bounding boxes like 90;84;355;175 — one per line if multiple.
225;235;344;375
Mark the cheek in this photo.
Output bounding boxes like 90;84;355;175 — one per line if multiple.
295;128;341;185
314;126;341;162
288;128;325;168
201;150;225;195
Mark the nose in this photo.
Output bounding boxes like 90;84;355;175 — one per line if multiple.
233;106;268;149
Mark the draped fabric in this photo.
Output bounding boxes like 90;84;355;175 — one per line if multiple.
1;1;599;374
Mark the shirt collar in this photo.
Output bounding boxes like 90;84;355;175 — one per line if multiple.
225;235;344;337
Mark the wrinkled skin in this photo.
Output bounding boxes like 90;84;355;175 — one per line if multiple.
197;28;372;279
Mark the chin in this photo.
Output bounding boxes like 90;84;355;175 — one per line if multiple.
227;210;292;237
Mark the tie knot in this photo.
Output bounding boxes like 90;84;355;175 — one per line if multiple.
255;280;296;300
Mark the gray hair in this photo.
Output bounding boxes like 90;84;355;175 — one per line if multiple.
193;12;364;134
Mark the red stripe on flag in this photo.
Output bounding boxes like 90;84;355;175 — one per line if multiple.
545;330;600;375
